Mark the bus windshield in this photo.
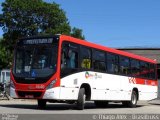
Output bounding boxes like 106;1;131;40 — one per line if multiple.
13;38;58;78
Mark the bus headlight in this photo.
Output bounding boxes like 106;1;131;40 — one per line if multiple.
10;80;15;89
46;79;57;90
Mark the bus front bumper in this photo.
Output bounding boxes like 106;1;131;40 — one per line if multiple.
10;87;60;100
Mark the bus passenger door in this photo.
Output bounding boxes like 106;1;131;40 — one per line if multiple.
60;42;80;100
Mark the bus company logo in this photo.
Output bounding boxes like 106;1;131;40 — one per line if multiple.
128;77;136;84
85;72;102;79
85;71;90;79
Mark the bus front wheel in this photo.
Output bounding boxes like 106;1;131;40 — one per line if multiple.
37;99;46;109
77;88;86;110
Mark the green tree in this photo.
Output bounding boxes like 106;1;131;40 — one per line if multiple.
0;38;12;69
71;27;85;40
0;0;71;46
0;0;85;69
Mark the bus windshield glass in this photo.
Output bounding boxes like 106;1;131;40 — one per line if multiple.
13;37;58;78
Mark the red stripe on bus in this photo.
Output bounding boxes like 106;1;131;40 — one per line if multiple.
135;78;158;86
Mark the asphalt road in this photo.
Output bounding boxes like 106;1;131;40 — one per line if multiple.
0;99;160;120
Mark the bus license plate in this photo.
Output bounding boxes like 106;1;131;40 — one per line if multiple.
25;95;34;98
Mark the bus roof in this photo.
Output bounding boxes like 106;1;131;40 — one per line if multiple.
60;35;156;64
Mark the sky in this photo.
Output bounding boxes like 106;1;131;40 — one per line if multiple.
0;0;160;48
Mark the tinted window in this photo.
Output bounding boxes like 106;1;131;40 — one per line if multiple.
61;42;79;77
93;50;105;61
93;50;106;71
149;64;156;80
61;43;78;69
139;62;149;78
106;53;119;74
119;56;130;75
80;46;91;69
130;59;140;77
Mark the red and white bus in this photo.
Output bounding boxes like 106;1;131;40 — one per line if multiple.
10;35;158;110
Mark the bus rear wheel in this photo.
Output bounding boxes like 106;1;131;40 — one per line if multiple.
37;99;46;109
122;91;137;108
77;88;86;110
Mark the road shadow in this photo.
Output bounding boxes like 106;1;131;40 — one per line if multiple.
148;103;160;106
148;99;160;105
0;102;143;111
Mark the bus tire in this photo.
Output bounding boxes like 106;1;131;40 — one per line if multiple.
37;99;46;109
77;88;86;110
123;91;137;108
129;90;138;107
94;101;108;108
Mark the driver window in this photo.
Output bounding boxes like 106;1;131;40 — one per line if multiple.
61;42;78;70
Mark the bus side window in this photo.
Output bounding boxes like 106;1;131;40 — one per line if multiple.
130;59;140;77
80;46;91;69
119;56;130;75
61;45;78;69
61;42;79;78
93;50;106;72
67;49;78;68
106;53;119;74
149;64;156;80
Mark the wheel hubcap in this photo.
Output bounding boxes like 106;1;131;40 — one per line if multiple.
132;93;137;104
83;94;86;102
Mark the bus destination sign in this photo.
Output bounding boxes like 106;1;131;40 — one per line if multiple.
23;38;53;45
